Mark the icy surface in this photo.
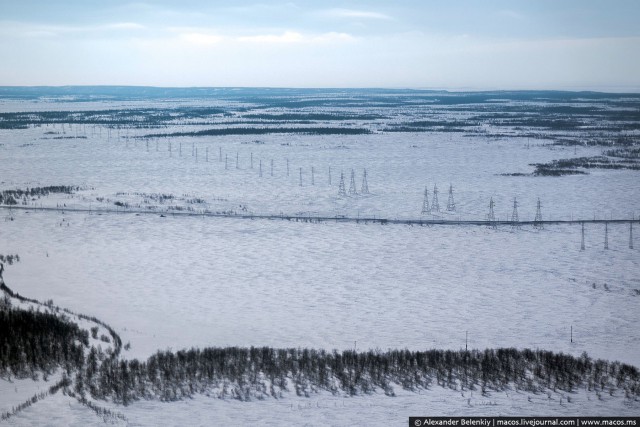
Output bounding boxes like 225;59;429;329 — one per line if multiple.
2;211;639;367
1;93;639;423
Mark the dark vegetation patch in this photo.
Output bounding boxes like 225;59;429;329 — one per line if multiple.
0;186;79;205
1;89;638;143
0;280;639;412
385;126;472;133
604;147;640;158
144;127;372;138
49;136;88;140
0;301;88;378
531;156;640;176
0;254;20;265
0;107;227;129
242;113;384;121
52;345;640;405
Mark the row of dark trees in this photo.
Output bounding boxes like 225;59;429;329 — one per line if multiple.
532;156;640;176
0;108;226;129
1;284;639;408
0;186;79;205
146;127;372;138
84;346;640;406
0;254;20;265
0;377;70;421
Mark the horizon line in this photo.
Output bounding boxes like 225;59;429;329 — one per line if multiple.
1;85;640;95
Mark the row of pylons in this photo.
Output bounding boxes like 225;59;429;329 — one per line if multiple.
422;184;456;214
338;169;369;197
486;197;544;228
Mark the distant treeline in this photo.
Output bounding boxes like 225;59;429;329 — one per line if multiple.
532;156;640;176
242;113;383;121
144;127;372;138
0;108;226;129
0;185;79;205
1;90;638;138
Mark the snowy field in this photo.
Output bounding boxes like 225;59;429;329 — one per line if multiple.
1;91;639;424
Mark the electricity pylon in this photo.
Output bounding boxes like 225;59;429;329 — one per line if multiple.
361;169;369;194
349;169;357;195
534;198;543;228
431;184;440;212
338;171;347;196
446;184;455;211
511;197;519;222
421;187;430;214
488;197;496;228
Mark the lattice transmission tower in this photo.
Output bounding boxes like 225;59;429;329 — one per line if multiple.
487;197;496;227
446;184;455;211
361;169;369;194
349;169;358;195
534;198;543;228
338;171;347;196
431;184;440;212
421;187;430;214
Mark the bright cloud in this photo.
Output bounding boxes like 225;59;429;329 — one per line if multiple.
0;1;638;89
237;31;354;44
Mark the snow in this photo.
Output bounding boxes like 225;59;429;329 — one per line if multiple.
1;95;639;424
2;210;638;368
4;383;638;426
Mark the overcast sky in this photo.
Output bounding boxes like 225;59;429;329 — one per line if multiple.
1;0;639;90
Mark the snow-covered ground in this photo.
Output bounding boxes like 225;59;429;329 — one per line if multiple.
2;210;639;367
2;125;638;221
1;95;639;424
4;380;638;427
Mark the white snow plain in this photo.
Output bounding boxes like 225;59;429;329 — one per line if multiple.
1;98;639;425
